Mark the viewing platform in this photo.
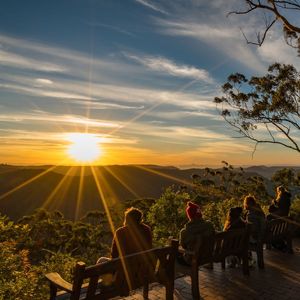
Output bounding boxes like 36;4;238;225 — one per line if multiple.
121;239;300;300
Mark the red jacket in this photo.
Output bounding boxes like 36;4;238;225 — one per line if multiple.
111;223;152;258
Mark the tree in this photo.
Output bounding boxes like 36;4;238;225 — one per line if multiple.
272;167;300;187
147;186;189;244
214;63;300;153
229;0;300;53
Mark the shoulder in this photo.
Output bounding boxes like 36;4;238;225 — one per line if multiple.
115;226;127;235
140;223;152;233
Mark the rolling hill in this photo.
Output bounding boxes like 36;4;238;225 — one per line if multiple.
0;164;298;220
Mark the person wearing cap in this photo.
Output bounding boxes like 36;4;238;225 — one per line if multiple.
179;201;214;264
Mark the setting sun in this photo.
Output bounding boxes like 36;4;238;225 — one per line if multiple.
66;133;102;163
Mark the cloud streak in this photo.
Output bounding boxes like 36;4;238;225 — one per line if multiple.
125;53;214;82
134;0;168;15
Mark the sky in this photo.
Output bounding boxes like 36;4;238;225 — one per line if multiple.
0;0;299;167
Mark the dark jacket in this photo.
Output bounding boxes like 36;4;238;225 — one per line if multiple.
224;218;246;231
111;223;152;258
179;218;214;250
245;208;266;242
275;191;291;216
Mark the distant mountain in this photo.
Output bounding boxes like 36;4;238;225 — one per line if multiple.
245;165;300;179
0;164;298;221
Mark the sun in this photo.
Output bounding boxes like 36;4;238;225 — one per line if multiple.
66;133;102;163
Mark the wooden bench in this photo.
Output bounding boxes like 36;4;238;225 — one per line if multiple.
46;240;178;300
250;217;295;269
176;228;249;300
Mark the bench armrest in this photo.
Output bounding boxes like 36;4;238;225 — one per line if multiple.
178;246;196;256
45;272;73;293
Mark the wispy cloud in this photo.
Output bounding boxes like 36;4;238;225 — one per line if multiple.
88;22;135;37
0;71;217;112
157;19;266;72
125;53;214;82
0;49;66;72
134;0;168;15
257;34;300;69
0;112;120;129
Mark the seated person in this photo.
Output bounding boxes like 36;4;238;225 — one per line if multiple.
268;185;292;220
96;207;152;285
97;207;152;261
243;195;266;244
223;206;246;231
179;202;214;265
223;207;246;268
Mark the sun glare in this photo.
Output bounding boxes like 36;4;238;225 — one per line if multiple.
66;133;102;163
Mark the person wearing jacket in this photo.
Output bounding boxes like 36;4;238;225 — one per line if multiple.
268;185;292;219
96;207;152;286
223;206;246;232
179;202;214;264
243;195;266;243
223;206;246;267
110;207;152;258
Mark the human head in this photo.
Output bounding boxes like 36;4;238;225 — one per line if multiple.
243;195;256;210
276;185;285;195
124;207;143;226
228;206;243;220
186;201;202;220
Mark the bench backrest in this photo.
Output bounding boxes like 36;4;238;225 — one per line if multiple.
70;240;178;300
265;218;293;241
194;228;249;264
212;228;249;261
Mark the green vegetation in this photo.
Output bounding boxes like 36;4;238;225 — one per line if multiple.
0;165;299;299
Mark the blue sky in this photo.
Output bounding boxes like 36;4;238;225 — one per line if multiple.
0;0;299;166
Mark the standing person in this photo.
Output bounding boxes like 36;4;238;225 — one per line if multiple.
268;185;292;219
179;202;214;265
97;207;152;262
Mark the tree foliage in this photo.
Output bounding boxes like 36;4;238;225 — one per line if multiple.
230;0;300;53
215;63;300;153
147;186;190;244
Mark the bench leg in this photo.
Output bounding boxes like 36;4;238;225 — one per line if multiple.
191;263;200;300
143;283;149;299
242;252;249;276
256;247;264;269
165;280;174;300
221;259;225;270
287;237;294;254
49;283;58;300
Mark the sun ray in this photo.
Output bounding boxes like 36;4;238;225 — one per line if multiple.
94;166;122;207
134;165;194;188
0;164;65;201
75;165;85;220
91;166;133;290
42;166;75;210
104;166;140;199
